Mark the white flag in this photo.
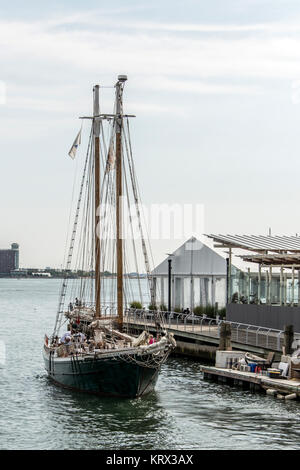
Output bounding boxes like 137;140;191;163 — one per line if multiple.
68;128;82;159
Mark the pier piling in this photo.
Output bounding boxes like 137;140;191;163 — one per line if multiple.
284;325;294;355
219;323;232;351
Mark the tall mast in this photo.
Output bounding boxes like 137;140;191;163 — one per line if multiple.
115;75;127;329
93;84;101;318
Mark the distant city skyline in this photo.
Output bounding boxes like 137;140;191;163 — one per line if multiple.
2;0;300;268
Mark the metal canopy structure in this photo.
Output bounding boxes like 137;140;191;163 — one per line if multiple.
240;253;300;266
206;234;300;253
206;234;300;306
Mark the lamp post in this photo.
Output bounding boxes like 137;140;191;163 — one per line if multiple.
167;253;174;314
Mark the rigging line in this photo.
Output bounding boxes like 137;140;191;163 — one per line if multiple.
79;162;92;302
123;252;133;308
122;220;137;307
125;119;164;318
102;166;117;277
97;119;117;309
86;151;95;306
53;125;93;338
60;131;95;329
90;144;95;307
123;144;143;304
99;173;114;295
69;134;93;299
125;121;162;308
100;163;114;268
108;196;117;311
123;119;153;301
110;194;118;310
92;111;110;305
118;131;136;310
56;126;85;327
82;187;91;299
62;121;84;274
72;144;93;297
99;120;115;290
98;120;112;308
62;141;79;268
74;135;93;284
102;145;115;305
125;118;155;269
103;120;116;177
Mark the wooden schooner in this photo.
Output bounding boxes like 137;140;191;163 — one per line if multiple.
43;75;176;398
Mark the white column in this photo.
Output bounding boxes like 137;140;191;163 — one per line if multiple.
280;266;283;305
284;272;287;306
161;277;164;306
258;264;261;304
212;275;216;308
247;268;250;304
292;267;295;305
228;248;232;303
269;265;272;304
298;270;300;306
190;276;194;312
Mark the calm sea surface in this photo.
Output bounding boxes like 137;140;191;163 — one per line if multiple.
0;278;300;450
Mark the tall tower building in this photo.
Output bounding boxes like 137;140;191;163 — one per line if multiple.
0;243;19;275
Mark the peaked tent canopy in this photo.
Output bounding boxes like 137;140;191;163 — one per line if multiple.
152;237;230;276
151;237;236;310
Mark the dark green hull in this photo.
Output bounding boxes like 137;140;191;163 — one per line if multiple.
43;349;160;398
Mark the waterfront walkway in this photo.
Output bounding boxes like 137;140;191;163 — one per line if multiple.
125;310;300;358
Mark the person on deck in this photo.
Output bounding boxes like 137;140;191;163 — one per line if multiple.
63;336;73;356
149;335;155;345
74;332;85;343
60;331;72;344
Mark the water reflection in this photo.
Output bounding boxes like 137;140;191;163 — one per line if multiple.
41;375;175;449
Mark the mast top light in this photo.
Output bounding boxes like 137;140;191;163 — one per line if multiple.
118;74;128;82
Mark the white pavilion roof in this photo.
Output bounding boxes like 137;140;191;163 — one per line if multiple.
152;237;228;276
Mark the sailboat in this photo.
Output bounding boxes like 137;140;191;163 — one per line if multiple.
43;75;176;398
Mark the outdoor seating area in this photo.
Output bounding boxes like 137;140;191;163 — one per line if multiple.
207;234;300;307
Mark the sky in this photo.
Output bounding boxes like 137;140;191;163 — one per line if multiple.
2;0;300;269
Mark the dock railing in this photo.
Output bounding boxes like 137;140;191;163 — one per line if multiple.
125;308;288;352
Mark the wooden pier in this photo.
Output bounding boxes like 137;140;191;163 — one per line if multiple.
201;365;300;399
125;312;299;361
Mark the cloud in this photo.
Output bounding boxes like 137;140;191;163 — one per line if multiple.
1;11;300;116
44;10;300;35
144;76;261;95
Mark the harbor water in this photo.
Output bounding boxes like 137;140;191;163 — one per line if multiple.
1;278;300;450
